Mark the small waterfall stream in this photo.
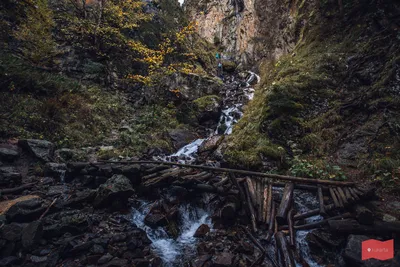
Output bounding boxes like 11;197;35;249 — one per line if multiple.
132;71;322;266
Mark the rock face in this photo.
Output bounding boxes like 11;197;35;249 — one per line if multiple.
93;174;134;208
0;147;19;162
18;139;54;162
185;0;299;65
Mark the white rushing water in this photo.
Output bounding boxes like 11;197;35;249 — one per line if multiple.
132;201;212;266
156;71;260;164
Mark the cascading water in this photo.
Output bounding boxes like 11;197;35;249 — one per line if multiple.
132;201;212;266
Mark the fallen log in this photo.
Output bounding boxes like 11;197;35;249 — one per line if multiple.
276;183;294;225
143;165;170;175
317;185;326;217
280;213;353;231
333;188;344;208
244;181;258;232
214;176;230;187
294;204;335;221
96;160;355;186
275;231;296;267
143;168;193;187
229;173;246;206
0;183;35;195
265;183;273;224
142;167;178;180
348;187;360;201
288;209;296;249
183;184;238;195
343;187;354;202
266;202;276;242
256;179;263;222
182;171;212;181
328;219;400;235
262;184;269;224
329;187;341;208
336;187;348;205
246;178;257;208
273;182;329;192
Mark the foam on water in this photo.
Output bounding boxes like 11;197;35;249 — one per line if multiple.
132;201;212;266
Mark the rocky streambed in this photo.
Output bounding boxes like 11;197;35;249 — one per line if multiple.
1;71;399;267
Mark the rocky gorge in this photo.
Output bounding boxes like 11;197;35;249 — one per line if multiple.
1;0;400;266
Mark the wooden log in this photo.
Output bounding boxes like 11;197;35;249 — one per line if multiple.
266;202;276;242
244;181;258;232
143;165;169;174
142;167;177;180
256;179;263;222
182;171;211;181
276;183;294;225
246;178;257;207
294;204;335;221
262;184;269;224
343;187;354;202
214;176;229;187
265;183;273;224
349;187;360;201
336;187;348;205
333;188;344;208
329;187;340;208
275;231;296;267
229;173;246;206
273;182;329;192
97;160;356;186
288;209;296;249
317;185;326;217
353;205;374;225
280;213;353;231
329;219;400;235
184;184;237;195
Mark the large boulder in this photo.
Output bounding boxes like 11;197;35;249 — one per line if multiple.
144;213;168;228
198;135;224;154
194;224;210;238
168;129;198;150
22;221;43;249
0;167;22;187
193;95;222;127
0;223;23;242
44;163;67;180
18;139;54;162
93;175;134;208
5;197;45;223
54;148;86;162
111;164;141;186
0;147;19;162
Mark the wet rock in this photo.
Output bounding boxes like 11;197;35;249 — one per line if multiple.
0;223;23;241
55;148;85;162
0;256;19;266
5;198;44;223
18;139;54;162
47;185;67;196
194;224;210;238
93;174;134;209
197;242;213;255
131;258;150;267
112;165;141;185
144;213;167;228
168;129;198;150
0;166;22;186
44;163;67;179
101;258;128;267
22;221;43;249
236;241;254;255
193;255;212;267
213;252;234;267
221;60;237;73
91;244;105;254
30;255;48;264
0;147;19;162
44;213;88;238
198;135;224;154
382;214;397;222
98;253;113;264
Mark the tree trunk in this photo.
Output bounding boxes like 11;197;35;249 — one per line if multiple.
275;231;296;267
318;185;326;216
244;181;257;232
288;209;296;249
276;183;294;225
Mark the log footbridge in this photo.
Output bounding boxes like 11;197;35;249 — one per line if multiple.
87;160;397;267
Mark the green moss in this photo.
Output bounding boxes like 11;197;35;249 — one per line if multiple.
193;95;220;110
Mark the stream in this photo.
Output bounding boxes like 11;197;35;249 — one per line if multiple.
132;71;321;266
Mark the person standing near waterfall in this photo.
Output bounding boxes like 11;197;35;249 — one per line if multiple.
216;52;223;78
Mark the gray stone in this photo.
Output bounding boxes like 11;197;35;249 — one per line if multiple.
382;214;397;222
93;174;134;208
194;224;210;238
0;256;19;266
91;244;105;254
0;148;19;162
0;223;23;241
44;163;67;179
168;129;198;150
213;252;234;267
18;139;54;162
0;166;22;186
144;213;167;228
22;221;43;249
98;253;113;265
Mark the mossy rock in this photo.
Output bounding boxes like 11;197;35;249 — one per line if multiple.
222;60;237;73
